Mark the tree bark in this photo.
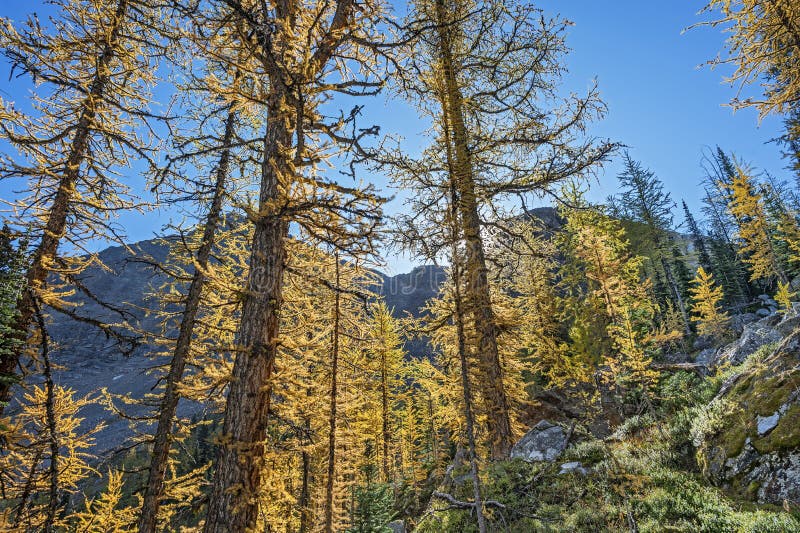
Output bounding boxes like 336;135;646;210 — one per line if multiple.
323;253;341;533
441;57;488;532
433;0;512;459
380;323;390;483
138;109;236;533
298;417;311;533
0;0;129;415
203;92;290;532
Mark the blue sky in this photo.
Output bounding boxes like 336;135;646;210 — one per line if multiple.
0;1;791;273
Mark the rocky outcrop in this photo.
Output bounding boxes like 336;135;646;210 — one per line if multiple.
695;329;800;505
712;313;784;367
510;420;570;462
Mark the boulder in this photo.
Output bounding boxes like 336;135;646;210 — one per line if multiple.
696;331;800;505
387;520;405;533
695;347;716;367
510;420;569;462
558;461;588;475
713;316;783;367
729;312;759;334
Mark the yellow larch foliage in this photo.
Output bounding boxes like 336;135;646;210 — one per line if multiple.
69;470;138;532
690;267;730;340
725;166;788;283
775;281;796;313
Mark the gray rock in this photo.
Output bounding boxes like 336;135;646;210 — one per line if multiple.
713;319;783;367
776;313;800;336
756;308;772;318
695;347;717;366
510;420;568;462
756;413;780;436
693;335;714;352
558;461;588;475
729;313;759;334
387;520;405;533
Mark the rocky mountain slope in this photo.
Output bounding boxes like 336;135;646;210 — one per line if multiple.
21;234;446;455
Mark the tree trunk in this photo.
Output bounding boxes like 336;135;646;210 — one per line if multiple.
0;0;129;415
323;253;341;533
441;60;488;532
203;92;291;532
298;417;311;533
450;212;488;533
380;332;390;483
433;0;512;459
138;109;236;533
32;295;59;533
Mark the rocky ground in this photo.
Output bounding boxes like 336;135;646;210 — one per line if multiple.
413;304;800;532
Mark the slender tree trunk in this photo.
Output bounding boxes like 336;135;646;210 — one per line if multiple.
441;64;487;532
31;295;58;533
203;91;291;532
380;337;390;483
323;254;341;533
659;256;691;335
0;0;129;415
433;0;512;460
298;417;311;533
138;109;237;533
451;224;487;533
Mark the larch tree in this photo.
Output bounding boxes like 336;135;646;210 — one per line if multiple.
394;0;614;459
364;302;405;484
136;13;262;533
199;0;389;530
0;0;166;413
689;267;730;341
561;196;659;412
699;0;800;118
725;164;789;284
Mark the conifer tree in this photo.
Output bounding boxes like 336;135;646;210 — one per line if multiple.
0;228;27;416
199;0;388;529
689;267;730;341
613;153;690;334
561;196;659;410
0;384;103;530
775;281;796;313
394;0;613;459
70;470;138;532
0;0;166;412
700;0;800;118
365;303;405;483
682;201;713;273
725;165;789;284
137;16;259;533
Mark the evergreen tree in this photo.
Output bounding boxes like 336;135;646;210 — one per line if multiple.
0;227;27;415
613;153;690;334
682;201;713;272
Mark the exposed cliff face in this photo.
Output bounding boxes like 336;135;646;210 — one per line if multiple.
15;234;446;454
